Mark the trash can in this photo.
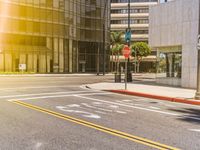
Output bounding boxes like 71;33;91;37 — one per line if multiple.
127;72;132;82
115;73;121;83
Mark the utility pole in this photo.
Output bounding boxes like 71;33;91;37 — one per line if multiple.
195;0;200;100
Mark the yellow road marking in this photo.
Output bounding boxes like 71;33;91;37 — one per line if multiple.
11;100;180;150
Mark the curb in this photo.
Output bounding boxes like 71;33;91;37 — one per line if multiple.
106;90;200;106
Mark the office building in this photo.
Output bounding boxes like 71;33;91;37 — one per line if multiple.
0;0;110;73
111;0;158;42
149;0;199;88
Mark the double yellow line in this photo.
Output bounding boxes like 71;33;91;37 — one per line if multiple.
11;100;179;150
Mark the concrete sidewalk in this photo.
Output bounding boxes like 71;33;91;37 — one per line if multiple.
86;82;200;106
0;73;113;77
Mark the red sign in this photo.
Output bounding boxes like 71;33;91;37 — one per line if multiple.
123;45;131;59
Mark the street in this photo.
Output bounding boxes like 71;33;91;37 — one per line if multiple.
0;75;200;150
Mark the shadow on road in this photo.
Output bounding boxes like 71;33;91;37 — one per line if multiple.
168;108;200;124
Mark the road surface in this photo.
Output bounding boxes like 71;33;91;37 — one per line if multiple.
0;75;199;150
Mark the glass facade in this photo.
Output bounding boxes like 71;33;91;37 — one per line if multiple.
0;0;110;73
157;48;182;79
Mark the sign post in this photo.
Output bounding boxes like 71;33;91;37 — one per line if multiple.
19;64;26;74
123;45;131;90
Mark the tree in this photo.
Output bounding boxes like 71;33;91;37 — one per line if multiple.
112;43;124;73
131;42;151;73
110;31;124;73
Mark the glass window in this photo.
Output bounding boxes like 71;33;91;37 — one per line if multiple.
157;52;182;78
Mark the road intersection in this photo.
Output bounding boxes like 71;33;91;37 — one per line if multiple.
0;76;200;149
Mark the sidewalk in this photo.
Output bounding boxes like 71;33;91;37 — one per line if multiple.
0;73;113;77
86;82;200;106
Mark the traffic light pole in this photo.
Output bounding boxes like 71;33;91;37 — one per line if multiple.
127;0;132;82
125;58;128;90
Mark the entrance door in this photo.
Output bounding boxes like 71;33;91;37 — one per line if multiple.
79;61;86;73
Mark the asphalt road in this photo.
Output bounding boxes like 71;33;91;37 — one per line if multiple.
0;75;200;150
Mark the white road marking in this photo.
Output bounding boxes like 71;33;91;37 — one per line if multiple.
122;100;133;102
74;95;179;116
149;106;161;110
1;91;90;98
92;102;102;105
66;104;81;108
95;111;107;114
0;85;78;91
35;142;43;149
134;104;146;107
56;106;101;119
8;92;111;101
81;103;112;112
189;129;200;132
116;111;127;114
109;105;119;109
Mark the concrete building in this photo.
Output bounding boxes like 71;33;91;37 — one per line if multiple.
0;0;110;73
110;0;158;72
149;0;199;88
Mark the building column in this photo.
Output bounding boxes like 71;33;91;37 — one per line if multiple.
27;54;33;72
0;53;4;72
53;38;59;73
5;53;12;72
47;54;51;73
39;54;46;73
59;38;64;73
69;39;73;73
33;54;38;73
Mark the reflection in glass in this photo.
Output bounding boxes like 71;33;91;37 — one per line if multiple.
157;52;182;78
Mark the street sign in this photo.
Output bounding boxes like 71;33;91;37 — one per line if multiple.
125;28;131;43
197;35;200;50
19;64;26;70
123;45;131;59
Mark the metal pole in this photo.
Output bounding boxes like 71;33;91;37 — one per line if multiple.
102;0;108;76
125;59;128;90
195;0;200;99
135;50;137;73
128;0;130;31
97;43;100;75
127;0;132;82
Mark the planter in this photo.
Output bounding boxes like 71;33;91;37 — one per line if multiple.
115;73;121;83
127;72;132;82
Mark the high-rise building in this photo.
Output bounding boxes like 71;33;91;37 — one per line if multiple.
111;0;158;43
0;0;110;73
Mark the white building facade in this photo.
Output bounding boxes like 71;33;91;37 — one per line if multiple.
111;0;158;42
149;0;200;88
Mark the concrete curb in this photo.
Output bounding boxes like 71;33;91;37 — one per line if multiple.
106;90;200;106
